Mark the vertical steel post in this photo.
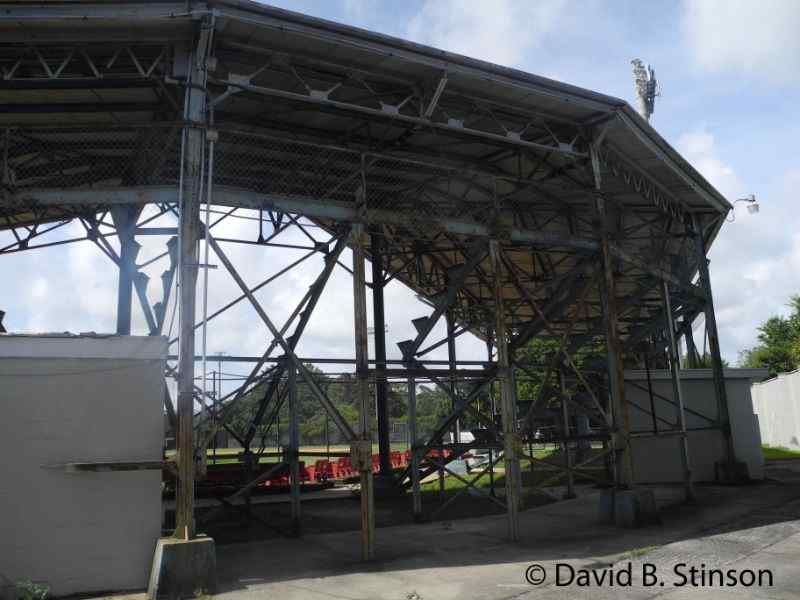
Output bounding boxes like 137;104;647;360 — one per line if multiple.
446;312;460;444
692;217;736;470
486;335;496;497
408;377;422;519
661;282;695;501
595;195;633;489
559;368;575;499
352;222;375;559
683;321;699;368
111;207;139;335
370;230;392;480
174;25;211;540
288;360;301;532
489;240;521;541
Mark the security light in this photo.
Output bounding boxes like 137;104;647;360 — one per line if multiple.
728;194;759;221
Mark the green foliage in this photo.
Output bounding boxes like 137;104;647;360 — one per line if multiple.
514;337;605;407
681;352;729;368
15;581;49;600
762;445;800;460
739;295;800;377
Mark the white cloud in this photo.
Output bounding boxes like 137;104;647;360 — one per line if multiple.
682;0;800;84
680;127;800;363
677;127;746;201
406;0;567;67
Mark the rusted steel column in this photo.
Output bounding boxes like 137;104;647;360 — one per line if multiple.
691;217;737;470
370;230;392;479
595;195;634;489
661;282;695;501
559;369;576;499
352;222;375;559
174;25;211;540
288;360;301;532
111;207;140;335
446;312;460;444
489;240;521;541
408;377;422;519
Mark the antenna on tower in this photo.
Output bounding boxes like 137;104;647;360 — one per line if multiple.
631;59;659;122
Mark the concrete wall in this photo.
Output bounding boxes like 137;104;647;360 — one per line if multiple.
0;334;166;597
625;368;766;483
752;370;800;450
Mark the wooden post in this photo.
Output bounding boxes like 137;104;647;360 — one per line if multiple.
352;222;375;559
489;240;521;541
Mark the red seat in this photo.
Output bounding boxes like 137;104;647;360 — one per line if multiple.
337;457;353;478
314;459;334;481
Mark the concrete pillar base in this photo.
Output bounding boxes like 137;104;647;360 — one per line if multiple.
599;489;659;528
147;535;216;599
715;460;750;484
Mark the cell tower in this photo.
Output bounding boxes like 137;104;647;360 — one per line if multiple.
631;58;658;122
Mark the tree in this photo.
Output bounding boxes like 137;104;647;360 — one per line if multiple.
739;295;800;377
681;352;729;369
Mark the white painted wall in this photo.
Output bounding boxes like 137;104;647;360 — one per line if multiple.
0;334;165;597
625;368;766;483
752;369;800;450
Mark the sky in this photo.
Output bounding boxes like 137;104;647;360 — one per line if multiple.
3;0;800;389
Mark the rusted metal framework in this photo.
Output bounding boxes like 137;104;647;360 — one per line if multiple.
1;0;734;559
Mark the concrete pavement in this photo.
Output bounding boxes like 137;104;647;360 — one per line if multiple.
210;481;800;600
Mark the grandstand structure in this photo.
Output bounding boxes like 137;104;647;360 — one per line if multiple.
0;0;734;562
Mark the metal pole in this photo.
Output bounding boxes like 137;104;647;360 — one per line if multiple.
212;369;217;464
683;321;699;368
408;377;422;519
691;216;737;473
595;194;633;489
489;240;521;541
288;361;301;533
352;222;375;560
370;230;392;480
174;24;211;539
325;413;330;460
486;335;496;497
661;282;695;501
111;207;139;336
559;368;575;499
446;312;460;443
643;348;658;436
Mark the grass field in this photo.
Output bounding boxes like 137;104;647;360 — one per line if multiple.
762;445;800;460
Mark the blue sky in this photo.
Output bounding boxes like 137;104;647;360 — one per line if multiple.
3;0;799;379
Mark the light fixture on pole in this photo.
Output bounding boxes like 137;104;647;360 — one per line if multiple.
727;194;759;222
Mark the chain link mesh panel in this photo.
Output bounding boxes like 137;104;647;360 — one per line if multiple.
214;130;362;203
3;125;182;191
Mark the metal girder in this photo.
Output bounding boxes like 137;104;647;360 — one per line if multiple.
203;78;586;158
397;239;488;361
10;185;600;251
242;233;348;448
205;229;356;441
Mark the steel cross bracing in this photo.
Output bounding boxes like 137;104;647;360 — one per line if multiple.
0;0;736;559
